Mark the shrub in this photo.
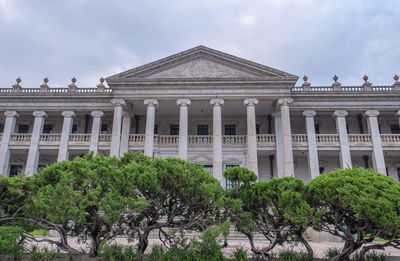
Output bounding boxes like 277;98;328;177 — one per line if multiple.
0;226;24;260
230;246;249;261
29;246;63;260
102;245;142;261
279;250;314;261
324;247;341;259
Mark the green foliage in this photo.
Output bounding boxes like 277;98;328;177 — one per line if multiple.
0;226;24;260
279;250;314;261
324;247;341;259
29;246;63;260
223;166;257;188
351;251;385;261
230;246;249;261
306;168;400;259
102;245;143;261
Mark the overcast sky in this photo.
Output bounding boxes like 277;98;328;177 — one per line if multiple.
0;0;399;88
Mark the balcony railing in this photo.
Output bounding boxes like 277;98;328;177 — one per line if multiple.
188;135;212;144
348;134;371;143
69;134;91;143
256;134;275;143
223;135;246;144
316;134;339;144
11;133;32;142
99;134;112;142
381;134;400;143
292;134;308;143
40;134;61;142
157;135;178;144
129;134;145;144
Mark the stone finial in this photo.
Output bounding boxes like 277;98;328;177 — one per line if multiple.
362;74;372;91
331;75;341;91
68;77;77;92
40;77;49;92
12;77;22;92
301;74;311;91
97;77;105;92
393;74;400;90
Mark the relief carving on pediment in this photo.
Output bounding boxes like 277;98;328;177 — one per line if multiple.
148;58;258;78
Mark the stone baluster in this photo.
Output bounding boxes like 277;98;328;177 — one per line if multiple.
0;111;19;176
26;111;47;176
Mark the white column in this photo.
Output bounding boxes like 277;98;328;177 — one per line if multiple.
272;112;284;178
120;111;132;156
0;111;19;176
89;111;104;155
25;111;47;176
110;99;126;157
210;98;224;183
144;99;159;157
57;111;75;162
177;99;191;160
333;110;352;168
278;98;294;176
303;110;319;179
244;98;259;174
364;110;386;174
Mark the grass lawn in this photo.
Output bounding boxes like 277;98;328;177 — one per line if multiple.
28;229;49;236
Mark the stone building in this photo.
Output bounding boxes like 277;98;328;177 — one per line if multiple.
1;46;399;187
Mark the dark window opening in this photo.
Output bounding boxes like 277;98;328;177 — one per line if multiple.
0;124;4;133
71;125;78;134
101;124;108;134
391;125;400;134
9;165;22;177
315;124;320;134
225;124;236;135
319;167;325;174
397;168;400;181
154;124;158;135
170;125;179;135
43;125;53;134
256;124;260;134
18;124;29;133
197;125;208;135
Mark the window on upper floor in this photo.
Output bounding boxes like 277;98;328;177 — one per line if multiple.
9;165;22;177
43;125;53;134
0;124;4;133
101;124;108;134
170;124;179;135
256;124;260;134
391;125;400;134
225;124;236;135
315;124;320;134
197;125;208;135
18;124;29;133
71;125;78;134
154;124;158;135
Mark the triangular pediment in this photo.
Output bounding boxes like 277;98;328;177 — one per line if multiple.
106;46;298;81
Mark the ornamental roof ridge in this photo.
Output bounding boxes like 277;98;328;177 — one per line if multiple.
105;45;298;82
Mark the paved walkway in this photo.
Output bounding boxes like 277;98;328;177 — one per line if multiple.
28;236;400;258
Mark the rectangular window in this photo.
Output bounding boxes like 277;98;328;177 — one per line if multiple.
319;167;325;174
391;125;400;134
71;125;77;134
43;125;53;134
397;168;400;181
9;165;22;177
203;165;213;176
154;124;158;135
225;164;239;189
197;125;208;135
101;124;108;134
256;124;260;134
0;124;4;132
18;124;29;133
225;124;236;135
170;124;179;135
315;124;320;134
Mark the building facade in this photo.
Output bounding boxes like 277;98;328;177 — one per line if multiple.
1;46;400;187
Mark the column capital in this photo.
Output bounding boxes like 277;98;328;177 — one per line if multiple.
277;98;293;107
61;111;75;118
176;98;191;107
210;98;224;106
333;110;348;117
244;98;259;106
303;110;316;117
4;111;19;118
144;98;159;107
364;110;379;117
111;99;126;107
91;111;104;118
33;111;47;118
